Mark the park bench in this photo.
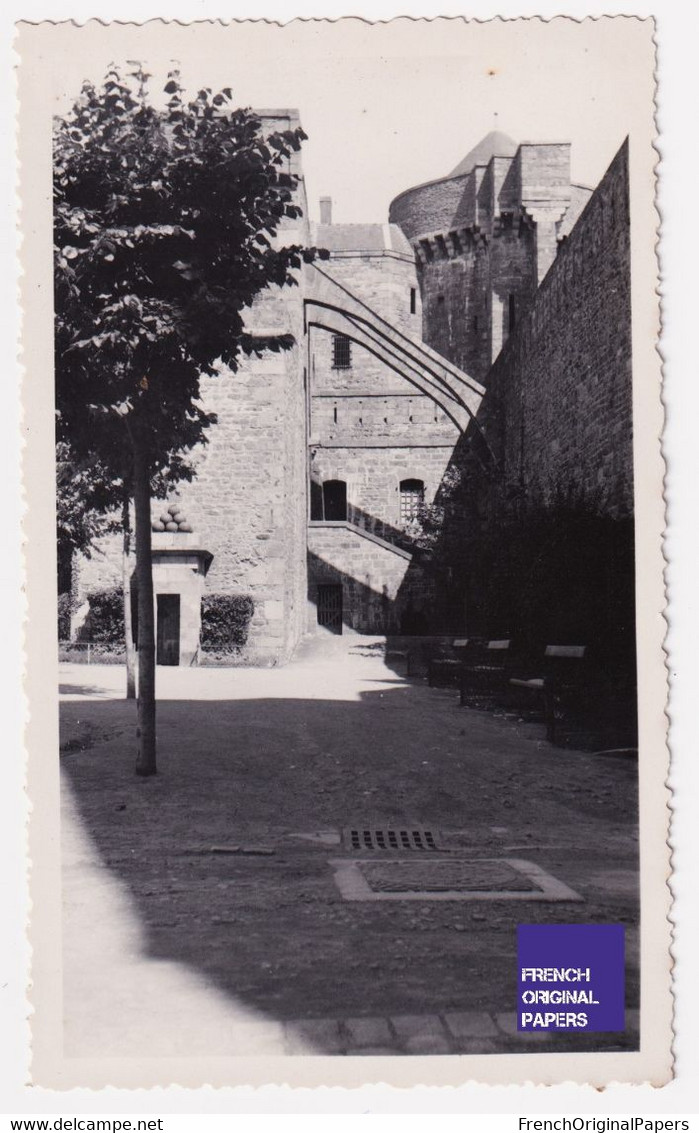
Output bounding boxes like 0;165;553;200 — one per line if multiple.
459;639;513;706
427;638;475;687
544;648;637;748
385;644;411;673
507;644;587;738
385;636;435;676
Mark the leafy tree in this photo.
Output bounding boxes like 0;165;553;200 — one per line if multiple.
56;441;138;697
54;65;324;774
56;442;118;560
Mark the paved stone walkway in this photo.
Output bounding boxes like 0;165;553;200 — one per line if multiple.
280;1009;640;1055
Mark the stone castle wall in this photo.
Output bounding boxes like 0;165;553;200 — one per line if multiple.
307;239;462;632
390;141;592;386
73;111;312;665
309;252;422;396
313;251;421;338
415;223;539;383
70;128;630;660
72;534;122;635
388;173;471;242
180;335;305;662
309;243;460;521
165;142;311;664
407;140;634;644
307;523;413;635
476;140;632;516
74;292;309;664
311;445;454;531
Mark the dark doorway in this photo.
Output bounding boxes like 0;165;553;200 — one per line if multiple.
317;584;343;634
323;480;348;522
156;593;181;666
508;292;517;333
310;479;324;521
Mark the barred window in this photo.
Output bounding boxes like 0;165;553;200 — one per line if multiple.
400;478;425;524
332;334;352;370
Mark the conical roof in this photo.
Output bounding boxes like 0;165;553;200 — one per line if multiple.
448;130;518;178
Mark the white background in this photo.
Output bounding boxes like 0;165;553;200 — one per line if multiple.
2;0;697;1122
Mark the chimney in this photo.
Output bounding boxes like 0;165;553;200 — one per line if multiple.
319;196;333;225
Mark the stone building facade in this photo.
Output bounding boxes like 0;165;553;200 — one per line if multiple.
68;119;633;665
73;111;313;666
305;209;467;634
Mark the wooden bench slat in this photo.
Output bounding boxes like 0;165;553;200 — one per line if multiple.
509;677;545;689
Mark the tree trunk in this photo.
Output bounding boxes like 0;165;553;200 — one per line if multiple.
122;492;137;700
133;442;157;775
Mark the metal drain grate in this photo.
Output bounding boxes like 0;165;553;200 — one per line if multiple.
343;826;439;852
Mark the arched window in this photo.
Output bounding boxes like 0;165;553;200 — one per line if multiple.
323;480;347;522
400;478;425;524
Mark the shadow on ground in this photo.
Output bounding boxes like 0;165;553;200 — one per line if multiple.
60;682;117;698
60;668;639;1055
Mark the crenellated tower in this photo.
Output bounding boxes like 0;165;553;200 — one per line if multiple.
389;131;592;383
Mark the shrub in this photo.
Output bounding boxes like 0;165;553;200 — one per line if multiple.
77;586;125;644
58;642;125;664
57;592;72;640
200;593;254;654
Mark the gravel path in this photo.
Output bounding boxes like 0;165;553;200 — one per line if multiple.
59;635;639;1058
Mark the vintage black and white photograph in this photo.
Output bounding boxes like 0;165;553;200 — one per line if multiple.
18;15;669;1088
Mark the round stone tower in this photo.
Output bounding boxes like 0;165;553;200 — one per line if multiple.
390;131;587;383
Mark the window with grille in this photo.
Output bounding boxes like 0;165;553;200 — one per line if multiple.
332;334;352;369
400;478;425;524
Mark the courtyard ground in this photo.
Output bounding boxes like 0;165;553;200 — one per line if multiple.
59;633;639;1058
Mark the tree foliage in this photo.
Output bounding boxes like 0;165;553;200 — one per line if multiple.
54;65;324;773
54;64;322;474
56;440;121;558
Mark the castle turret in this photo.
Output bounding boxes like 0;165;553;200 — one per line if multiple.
389;131;592;381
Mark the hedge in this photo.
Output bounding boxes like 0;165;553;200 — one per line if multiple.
68;588;255;657
58;642;126;664
77;586;125;645
200;593;254;653
57;592;72;640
